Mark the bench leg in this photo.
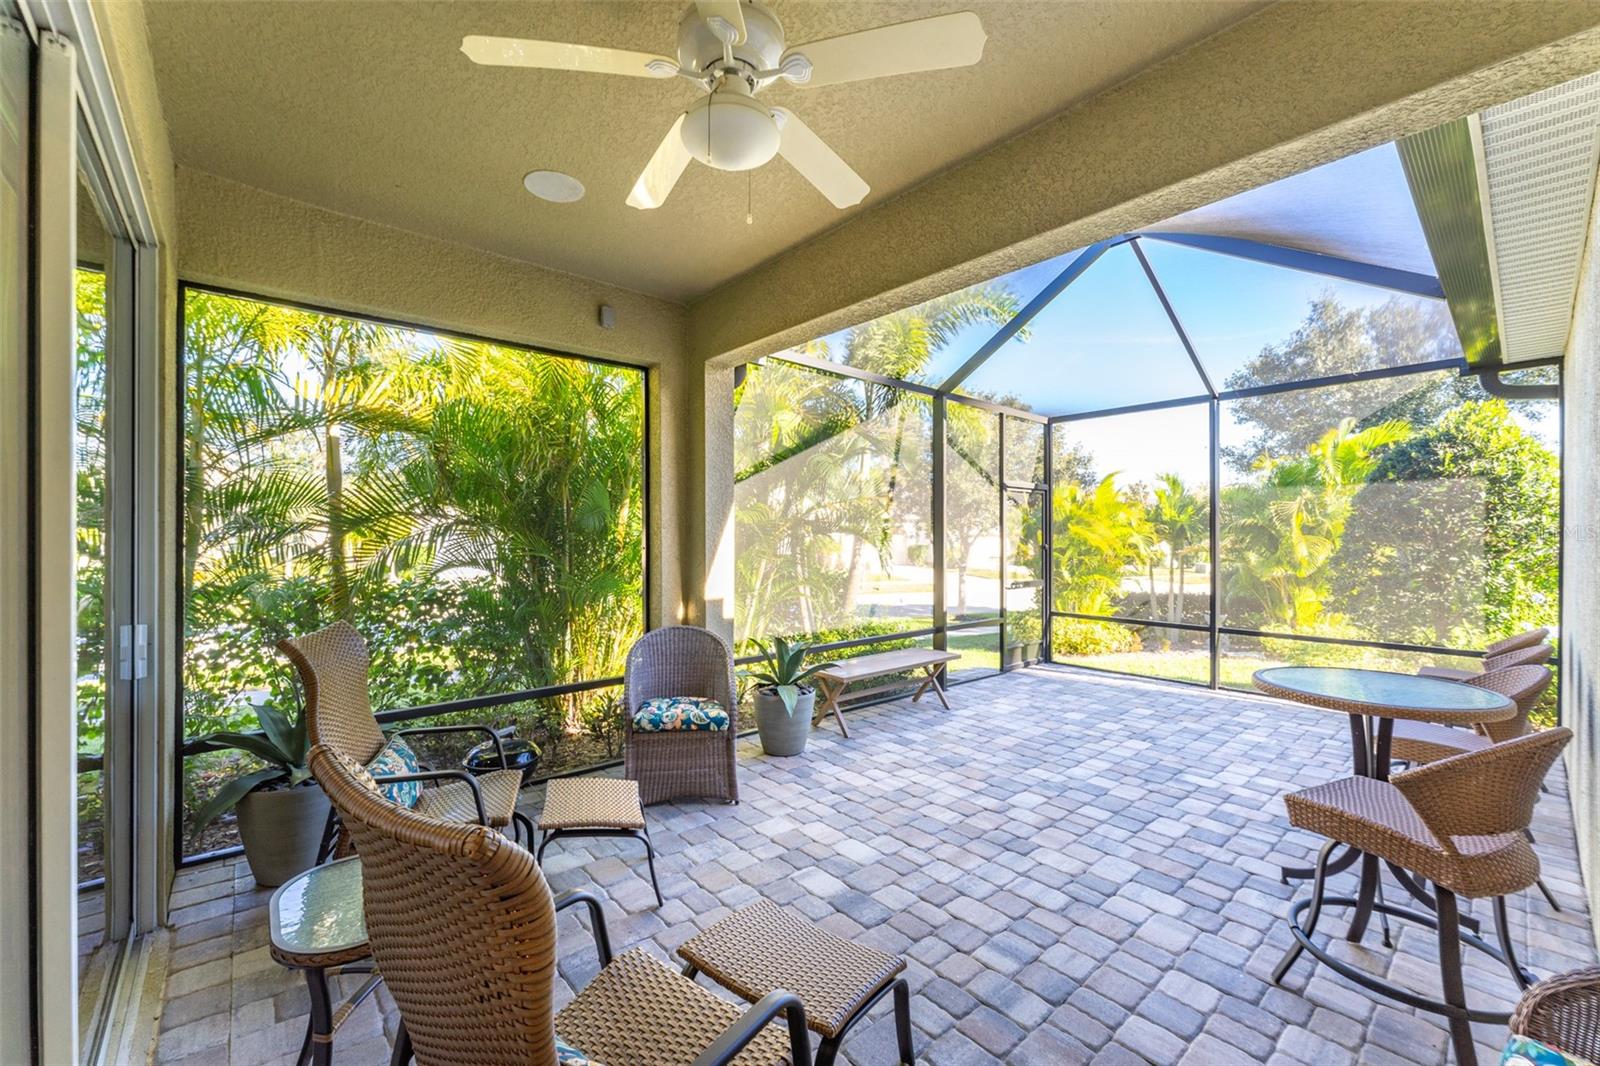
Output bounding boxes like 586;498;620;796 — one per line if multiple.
923;666;951;709
817;678;849;739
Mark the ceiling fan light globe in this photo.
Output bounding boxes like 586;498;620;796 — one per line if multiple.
680;93;781;171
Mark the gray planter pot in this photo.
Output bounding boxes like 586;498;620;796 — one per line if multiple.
234;781;330;887
754;686;814;757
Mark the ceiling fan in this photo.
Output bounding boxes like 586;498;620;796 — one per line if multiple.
461;2;986;211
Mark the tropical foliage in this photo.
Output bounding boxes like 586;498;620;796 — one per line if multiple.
181;289;645;849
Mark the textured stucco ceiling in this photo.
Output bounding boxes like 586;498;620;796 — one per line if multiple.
143;0;1261;302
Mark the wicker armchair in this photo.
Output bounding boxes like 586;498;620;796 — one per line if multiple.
624;626;739;805
1510;967;1600;1062
1419;632;1552;680
1274;728;1572;1066
305;744;809;1066
280;621;533;850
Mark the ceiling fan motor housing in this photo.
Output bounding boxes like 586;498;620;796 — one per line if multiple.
677;1;785;79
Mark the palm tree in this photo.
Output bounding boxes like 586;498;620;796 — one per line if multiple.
1052;474;1153;617
1149;474;1206;624
732;284;1021;639
1221;418;1411;630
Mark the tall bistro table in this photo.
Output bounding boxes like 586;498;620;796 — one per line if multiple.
1252;666;1517;946
269;857;380;1066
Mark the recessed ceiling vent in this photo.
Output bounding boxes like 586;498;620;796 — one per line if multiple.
1478;70;1600;363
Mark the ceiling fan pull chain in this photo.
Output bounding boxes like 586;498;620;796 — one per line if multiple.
747;170;753;226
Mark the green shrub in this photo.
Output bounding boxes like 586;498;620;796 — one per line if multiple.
1053;618;1142;657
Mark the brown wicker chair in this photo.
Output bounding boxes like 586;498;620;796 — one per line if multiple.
1392;665;1554;763
1274;728;1573;1066
623;626;739;805
1510;967;1600;1062
1391;666;1563;912
305;744;809;1066
280;621;533;851
1419;633;1552;680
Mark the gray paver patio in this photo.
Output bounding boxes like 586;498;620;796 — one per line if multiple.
154;665;1595;1065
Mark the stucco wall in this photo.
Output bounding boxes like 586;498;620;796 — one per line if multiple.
1563;172;1600;947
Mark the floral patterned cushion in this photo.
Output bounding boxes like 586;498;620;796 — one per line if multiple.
1502;1035;1591;1066
632;696;730;732
364;736;423;809
556;1036;599;1066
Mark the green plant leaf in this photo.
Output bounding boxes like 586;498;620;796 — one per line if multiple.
192;730;294;769
188;767;287;840
254;703;298;761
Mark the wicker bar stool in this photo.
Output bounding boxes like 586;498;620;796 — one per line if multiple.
1507;967;1600;1064
1392;666;1554;763
624;626;740;805
281;621;534;853
1419;634;1552;681
1392;666;1562;913
306;743;811;1066
1274;728;1573;1066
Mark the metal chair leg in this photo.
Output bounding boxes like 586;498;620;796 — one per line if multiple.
1435;888;1478;1066
640;828;663;908
388;1021;413;1066
1493;895;1535;990
512;810;535;846
1275;839;1336;983
893;978;914;1066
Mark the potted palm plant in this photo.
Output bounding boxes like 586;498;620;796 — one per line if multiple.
742;637;827;757
190;701;328;887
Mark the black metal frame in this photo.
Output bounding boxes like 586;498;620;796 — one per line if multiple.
743;229;1562;711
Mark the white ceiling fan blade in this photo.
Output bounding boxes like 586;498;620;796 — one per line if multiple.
461;35;677;78
784;12;986;88
695;1;747;45
772;108;868;209
627;114;694;210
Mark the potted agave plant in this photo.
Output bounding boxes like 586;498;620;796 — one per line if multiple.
190;701;328;887
742;636;827;757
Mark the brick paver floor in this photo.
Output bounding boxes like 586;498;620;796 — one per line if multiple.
154;665;1595;1065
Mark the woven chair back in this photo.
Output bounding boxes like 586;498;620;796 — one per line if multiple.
307;743;560;1066
279;621;387;764
1486;642;1554;673
1393;728;1571;847
1465;665;1554;743
625;626;736;709
1484;627;1550;659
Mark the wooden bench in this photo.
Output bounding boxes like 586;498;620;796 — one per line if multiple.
811;648;960;738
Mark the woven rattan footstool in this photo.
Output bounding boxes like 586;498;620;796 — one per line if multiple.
677;899;912;1066
537;776;662;907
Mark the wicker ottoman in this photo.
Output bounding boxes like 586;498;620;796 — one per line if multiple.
537;777;662;907
677;899;912;1066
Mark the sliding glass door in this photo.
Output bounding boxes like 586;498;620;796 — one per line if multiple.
75;148;136;1063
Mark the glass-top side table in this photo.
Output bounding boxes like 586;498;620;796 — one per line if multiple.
269;858;379;1066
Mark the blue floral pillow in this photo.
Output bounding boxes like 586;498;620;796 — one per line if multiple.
556;1036;598;1066
364;736;423;808
632;696;730;732
1501;1034;1588;1066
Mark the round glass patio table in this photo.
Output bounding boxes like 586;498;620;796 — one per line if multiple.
1253;665;1516;947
